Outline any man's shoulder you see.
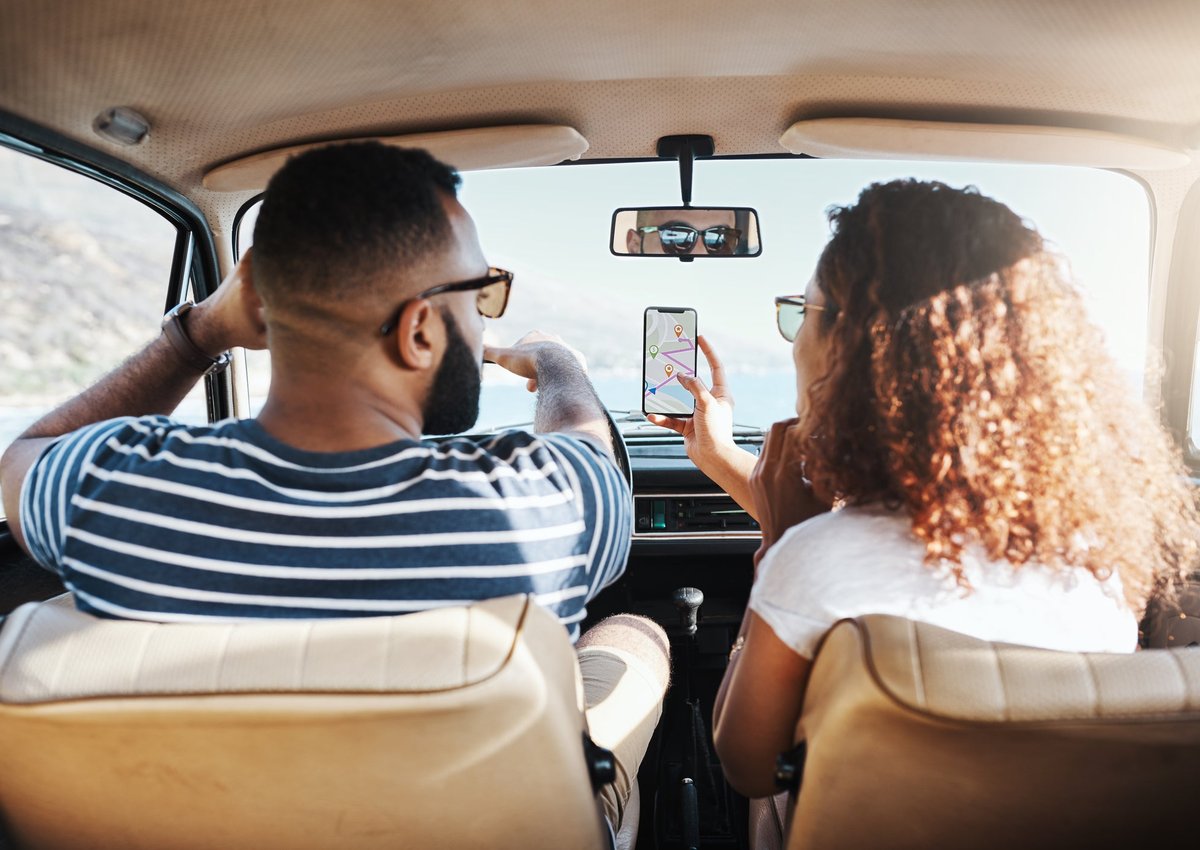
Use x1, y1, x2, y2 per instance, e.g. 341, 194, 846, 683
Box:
76, 415, 247, 455
438, 428, 614, 466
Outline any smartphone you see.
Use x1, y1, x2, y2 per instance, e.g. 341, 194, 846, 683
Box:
642, 306, 698, 417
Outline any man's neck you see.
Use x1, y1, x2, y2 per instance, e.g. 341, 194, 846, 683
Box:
255, 371, 424, 452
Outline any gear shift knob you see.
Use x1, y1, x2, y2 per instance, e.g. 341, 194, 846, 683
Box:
672, 587, 704, 637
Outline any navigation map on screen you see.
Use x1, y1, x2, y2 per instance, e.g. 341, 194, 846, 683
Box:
643, 307, 698, 416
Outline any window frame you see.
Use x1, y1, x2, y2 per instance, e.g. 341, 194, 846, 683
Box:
0, 109, 231, 422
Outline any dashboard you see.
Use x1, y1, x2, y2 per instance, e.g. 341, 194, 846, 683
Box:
627, 436, 761, 549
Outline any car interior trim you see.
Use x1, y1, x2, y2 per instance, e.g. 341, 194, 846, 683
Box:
203, 125, 591, 192
780, 117, 1194, 170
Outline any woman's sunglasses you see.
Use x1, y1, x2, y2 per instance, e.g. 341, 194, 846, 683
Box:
774, 295, 828, 341
638, 224, 742, 255
380, 267, 514, 335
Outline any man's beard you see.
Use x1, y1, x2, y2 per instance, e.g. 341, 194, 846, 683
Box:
421, 307, 482, 435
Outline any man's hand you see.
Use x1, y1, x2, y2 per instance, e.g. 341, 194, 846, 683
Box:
484, 330, 611, 456
648, 335, 760, 518
484, 331, 587, 392
187, 251, 268, 355
750, 418, 830, 569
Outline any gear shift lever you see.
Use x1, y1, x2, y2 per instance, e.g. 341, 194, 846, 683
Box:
672, 586, 704, 638
669, 586, 707, 849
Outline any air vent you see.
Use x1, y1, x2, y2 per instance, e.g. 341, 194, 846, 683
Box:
634, 493, 759, 537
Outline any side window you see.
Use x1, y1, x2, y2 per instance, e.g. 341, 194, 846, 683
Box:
0, 145, 200, 511
1189, 345, 1200, 456
235, 199, 271, 413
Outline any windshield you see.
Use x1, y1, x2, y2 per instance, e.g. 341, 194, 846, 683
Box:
236, 157, 1150, 433
459, 158, 1150, 431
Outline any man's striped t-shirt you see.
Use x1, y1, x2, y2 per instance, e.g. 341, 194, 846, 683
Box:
19, 416, 631, 641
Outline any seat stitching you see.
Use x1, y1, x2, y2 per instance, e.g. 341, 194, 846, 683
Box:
1166, 648, 1190, 711
382, 614, 393, 690
908, 619, 926, 708
130, 623, 156, 692
297, 620, 315, 689
1081, 651, 1101, 718
213, 625, 234, 691
462, 605, 471, 685
48, 627, 77, 699
995, 644, 1010, 722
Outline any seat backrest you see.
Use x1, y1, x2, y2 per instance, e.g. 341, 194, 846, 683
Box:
787, 615, 1200, 850
0, 594, 609, 850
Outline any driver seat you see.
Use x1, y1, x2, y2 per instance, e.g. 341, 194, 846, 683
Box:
0, 593, 620, 850
779, 614, 1200, 850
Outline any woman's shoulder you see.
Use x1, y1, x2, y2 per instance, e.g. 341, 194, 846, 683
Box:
768, 502, 917, 561
753, 502, 932, 606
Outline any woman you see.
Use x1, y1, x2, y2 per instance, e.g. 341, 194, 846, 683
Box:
648, 179, 1199, 800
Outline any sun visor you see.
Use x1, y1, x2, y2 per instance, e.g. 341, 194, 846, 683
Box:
203, 125, 589, 192
779, 118, 1191, 170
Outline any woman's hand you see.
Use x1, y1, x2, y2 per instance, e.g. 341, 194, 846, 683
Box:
647, 335, 734, 459
649, 335, 760, 517
750, 418, 830, 568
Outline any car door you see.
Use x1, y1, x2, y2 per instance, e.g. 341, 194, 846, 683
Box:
0, 125, 223, 614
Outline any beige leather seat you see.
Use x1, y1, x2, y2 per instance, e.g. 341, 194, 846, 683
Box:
781, 615, 1200, 850
0, 593, 618, 850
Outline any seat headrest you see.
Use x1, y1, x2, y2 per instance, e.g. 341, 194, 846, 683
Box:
844, 614, 1200, 722
0, 593, 532, 703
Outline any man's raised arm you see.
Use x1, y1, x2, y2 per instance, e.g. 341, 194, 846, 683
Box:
484, 332, 613, 457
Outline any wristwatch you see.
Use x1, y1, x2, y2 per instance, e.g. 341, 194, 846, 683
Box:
161, 301, 233, 375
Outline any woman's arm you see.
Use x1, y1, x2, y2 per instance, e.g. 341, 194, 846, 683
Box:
712, 418, 831, 797
647, 335, 759, 519
713, 611, 812, 799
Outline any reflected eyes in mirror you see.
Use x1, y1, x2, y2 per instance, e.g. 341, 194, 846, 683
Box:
612, 207, 761, 258
638, 224, 742, 255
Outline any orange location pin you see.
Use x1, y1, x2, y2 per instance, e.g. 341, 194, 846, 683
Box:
664, 364, 674, 377
674, 324, 683, 338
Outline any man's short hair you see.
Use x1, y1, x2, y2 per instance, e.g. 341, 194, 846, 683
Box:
252, 142, 462, 302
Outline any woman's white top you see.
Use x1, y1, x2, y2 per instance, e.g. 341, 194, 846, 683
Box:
749, 503, 1137, 658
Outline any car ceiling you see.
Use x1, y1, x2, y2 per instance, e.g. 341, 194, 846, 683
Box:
3, 0, 1200, 228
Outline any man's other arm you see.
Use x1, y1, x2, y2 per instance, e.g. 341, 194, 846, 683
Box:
484, 332, 613, 457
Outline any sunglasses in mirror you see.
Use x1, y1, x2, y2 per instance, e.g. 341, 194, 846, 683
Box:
380, 268, 514, 336
774, 295, 828, 342
638, 224, 742, 255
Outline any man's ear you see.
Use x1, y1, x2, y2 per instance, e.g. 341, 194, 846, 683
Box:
238, 254, 267, 335
393, 299, 440, 370
626, 229, 642, 255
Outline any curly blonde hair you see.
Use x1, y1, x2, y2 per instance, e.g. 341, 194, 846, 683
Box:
794, 180, 1197, 611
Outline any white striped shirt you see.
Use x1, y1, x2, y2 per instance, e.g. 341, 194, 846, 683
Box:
20, 416, 631, 641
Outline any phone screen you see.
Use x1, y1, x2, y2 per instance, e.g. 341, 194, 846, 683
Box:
642, 306, 698, 417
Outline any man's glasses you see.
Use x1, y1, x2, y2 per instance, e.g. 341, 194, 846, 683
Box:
380, 267, 514, 335
638, 224, 742, 255
775, 295, 828, 341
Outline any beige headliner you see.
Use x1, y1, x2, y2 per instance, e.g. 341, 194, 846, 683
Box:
3, 0, 1200, 229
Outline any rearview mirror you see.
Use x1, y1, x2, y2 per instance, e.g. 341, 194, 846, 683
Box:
610, 207, 762, 258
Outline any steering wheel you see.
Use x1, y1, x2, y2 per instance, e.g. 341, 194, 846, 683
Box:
603, 407, 633, 492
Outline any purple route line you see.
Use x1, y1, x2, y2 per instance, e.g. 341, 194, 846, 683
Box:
644, 334, 697, 396
660, 336, 696, 374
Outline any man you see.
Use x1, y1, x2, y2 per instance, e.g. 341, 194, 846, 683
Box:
626, 207, 746, 255
0, 142, 666, 831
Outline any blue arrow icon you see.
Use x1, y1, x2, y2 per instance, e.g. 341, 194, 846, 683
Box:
648, 387, 657, 394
